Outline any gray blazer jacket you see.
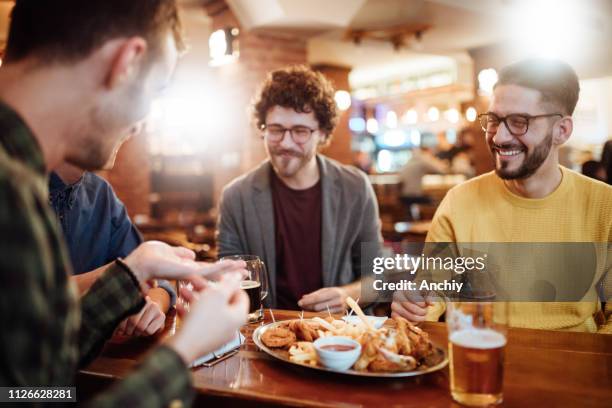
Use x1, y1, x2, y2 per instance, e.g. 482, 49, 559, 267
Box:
216, 155, 383, 307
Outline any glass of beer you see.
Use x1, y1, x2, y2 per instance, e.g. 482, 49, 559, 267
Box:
446, 301, 508, 406
221, 255, 269, 322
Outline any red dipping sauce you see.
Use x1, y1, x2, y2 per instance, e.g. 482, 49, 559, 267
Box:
320, 344, 356, 352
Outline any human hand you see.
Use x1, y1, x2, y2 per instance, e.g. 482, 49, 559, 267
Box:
390, 290, 433, 323
115, 296, 165, 337
168, 272, 249, 364
298, 287, 350, 313
122, 241, 246, 292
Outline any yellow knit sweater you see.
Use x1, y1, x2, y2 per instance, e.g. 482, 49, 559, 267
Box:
425, 166, 612, 333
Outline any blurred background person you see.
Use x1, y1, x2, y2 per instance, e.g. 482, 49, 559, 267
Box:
450, 128, 476, 178
398, 146, 448, 220
581, 160, 607, 182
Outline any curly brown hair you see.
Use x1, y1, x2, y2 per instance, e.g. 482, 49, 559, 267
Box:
252, 65, 339, 144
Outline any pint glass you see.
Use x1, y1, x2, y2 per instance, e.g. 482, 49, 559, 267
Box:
221, 255, 269, 322
447, 302, 508, 406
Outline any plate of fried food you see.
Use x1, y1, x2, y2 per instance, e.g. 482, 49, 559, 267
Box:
253, 298, 447, 377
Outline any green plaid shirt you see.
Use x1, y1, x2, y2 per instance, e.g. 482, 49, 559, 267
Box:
0, 102, 193, 407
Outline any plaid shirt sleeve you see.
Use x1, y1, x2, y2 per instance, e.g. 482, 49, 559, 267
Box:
78, 261, 146, 366
1, 102, 194, 406
78, 261, 194, 407
88, 346, 194, 408
0, 171, 81, 387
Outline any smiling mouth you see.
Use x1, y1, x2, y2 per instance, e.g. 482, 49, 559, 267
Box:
497, 149, 523, 157
493, 146, 525, 158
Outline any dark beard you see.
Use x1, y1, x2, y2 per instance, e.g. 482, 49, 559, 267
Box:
494, 131, 553, 180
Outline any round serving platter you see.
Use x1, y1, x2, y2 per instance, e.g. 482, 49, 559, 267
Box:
252, 319, 448, 378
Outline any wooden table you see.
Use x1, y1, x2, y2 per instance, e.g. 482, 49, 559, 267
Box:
78, 309, 612, 407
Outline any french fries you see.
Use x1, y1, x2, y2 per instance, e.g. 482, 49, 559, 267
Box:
289, 342, 317, 366
261, 308, 439, 373
312, 316, 336, 331
345, 297, 375, 331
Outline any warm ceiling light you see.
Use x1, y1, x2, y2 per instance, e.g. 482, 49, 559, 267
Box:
386, 110, 398, 129
478, 68, 498, 95
209, 27, 239, 67
465, 107, 477, 122
402, 109, 418, 125
366, 118, 379, 134
445, 108, 460, 124
334, 90, 352, 111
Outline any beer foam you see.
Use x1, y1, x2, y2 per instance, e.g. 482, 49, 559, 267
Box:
241, 280, 260, 289
450, 328, 506, 349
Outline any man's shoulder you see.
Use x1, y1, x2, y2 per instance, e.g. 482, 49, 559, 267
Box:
565, 166, 612, 191
83, 172, 113, 191
0, 150, 43, 199
445, 171, 498, 200
320, 155, 370, 191
0, 151, 47, 230
79, 172, 124, 205
221, 161, 269, 198
564, 166, 612, 204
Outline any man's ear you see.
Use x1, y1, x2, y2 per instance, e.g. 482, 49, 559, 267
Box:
553, 116, 573, 146
105, 37, 148, 89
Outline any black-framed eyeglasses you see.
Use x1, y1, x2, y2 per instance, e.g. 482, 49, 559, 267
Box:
261, 124, 318, 144
478, 112, 563, 136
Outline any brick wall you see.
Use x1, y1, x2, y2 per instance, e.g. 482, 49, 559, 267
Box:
98, 131, 151, 218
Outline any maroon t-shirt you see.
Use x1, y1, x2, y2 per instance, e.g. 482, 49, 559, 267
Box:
271, 169, 323, 309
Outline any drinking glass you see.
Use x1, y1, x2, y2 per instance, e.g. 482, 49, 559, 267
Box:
446, 301, 508, 406
221, 255, 269, 322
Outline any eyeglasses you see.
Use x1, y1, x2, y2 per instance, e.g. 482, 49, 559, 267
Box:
478, 112, 563, 136
261, 124, 318, 144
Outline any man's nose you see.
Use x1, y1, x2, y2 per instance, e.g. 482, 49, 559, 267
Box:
279, 129, 298, 149
491, 122, 514, 146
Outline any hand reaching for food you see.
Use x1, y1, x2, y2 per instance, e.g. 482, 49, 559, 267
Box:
297, 286, 349, 313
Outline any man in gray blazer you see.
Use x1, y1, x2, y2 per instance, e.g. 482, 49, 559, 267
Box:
217, 66, 383, 312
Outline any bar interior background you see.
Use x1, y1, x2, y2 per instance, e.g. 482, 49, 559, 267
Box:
1, 0, 611, 253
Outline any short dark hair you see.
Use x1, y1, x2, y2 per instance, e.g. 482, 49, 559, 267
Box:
581, 160, 604, 181
5, 0, 184, 63
252, 65, 339, 142
495, 58, 580, 115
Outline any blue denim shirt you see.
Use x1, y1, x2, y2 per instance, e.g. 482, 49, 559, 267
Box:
48, 171, 176, 305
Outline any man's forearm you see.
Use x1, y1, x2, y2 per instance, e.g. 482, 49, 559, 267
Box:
342, 281, 362, 303
78, 261, 145, 366
148, 287, 171, 313
72, 264, 110, 295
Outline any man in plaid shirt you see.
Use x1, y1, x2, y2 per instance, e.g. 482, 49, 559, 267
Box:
0, 1, 249, 406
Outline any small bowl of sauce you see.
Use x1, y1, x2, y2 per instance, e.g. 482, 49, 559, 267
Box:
320, 344, 356, 352
313, 336, 362, 371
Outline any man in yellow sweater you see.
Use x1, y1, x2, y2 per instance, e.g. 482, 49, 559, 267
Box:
391, 58, 612, 333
